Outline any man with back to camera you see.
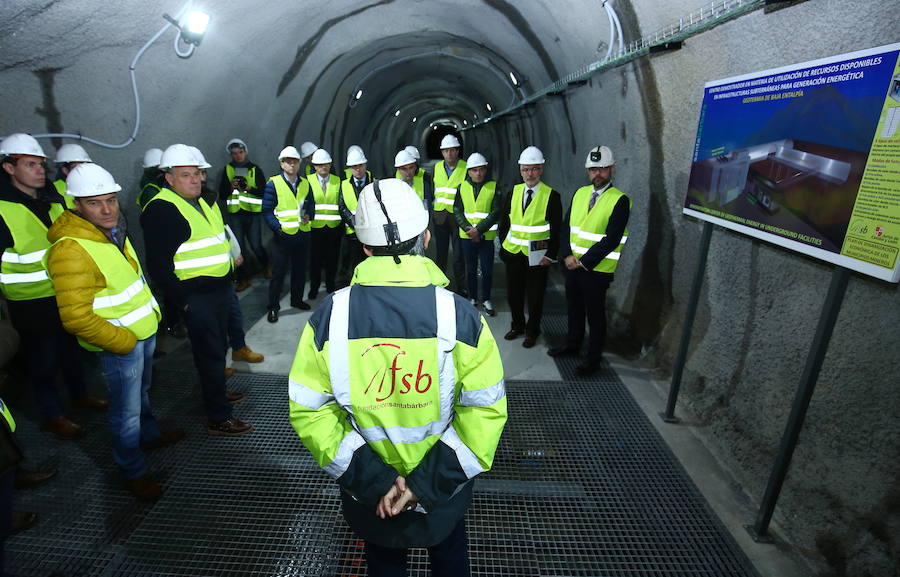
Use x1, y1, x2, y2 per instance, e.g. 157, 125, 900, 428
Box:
453, 152, 502, 317
218, 138, 269, 292
289, 178, 507, 577
498, 145, 562, 349
337, 145, 373, 289
141, 144, 253, 437
46, 163, 185, 500
305, 148, 343, 299
262, 145, 314, 323
432, 134, 468, 296
549, 146, 631, 376
0, 133, 107, 440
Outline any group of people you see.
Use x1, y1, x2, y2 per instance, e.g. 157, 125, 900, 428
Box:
0, 127, 631, 576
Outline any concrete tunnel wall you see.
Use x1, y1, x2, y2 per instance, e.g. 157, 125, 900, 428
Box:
1, 1, 899, 575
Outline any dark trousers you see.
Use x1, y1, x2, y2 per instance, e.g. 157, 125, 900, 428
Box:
230, 211, 269, 279
564, 269, 611, 361
460, 237, 494, 302
504, 251, 549, 338
337, 234, 366, 289
227, 285, 246, 351
364, 519, 470, 577
309, 226, 342, 296
268, 238, 308, 310
21, 330, 86, 420
432, 212, 466, 294
0, 472, 12, 576
181, 286, 232, 423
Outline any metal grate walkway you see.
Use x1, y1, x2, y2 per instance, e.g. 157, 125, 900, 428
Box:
7, 324, 759, 576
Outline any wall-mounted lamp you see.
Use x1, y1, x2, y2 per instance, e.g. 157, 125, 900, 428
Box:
163, 10, 210, 56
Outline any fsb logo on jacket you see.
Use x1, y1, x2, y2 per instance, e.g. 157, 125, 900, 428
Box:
362, 343, 433, 403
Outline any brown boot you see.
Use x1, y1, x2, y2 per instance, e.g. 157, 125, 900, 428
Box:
125, 473, 163, 501
14, 466, 58, 490
232, 346, 264, 363
41, 416, 85, 439
225, 367, 234, 378
235, 279, 251, 292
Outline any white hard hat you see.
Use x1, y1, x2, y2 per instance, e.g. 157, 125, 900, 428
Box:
188, 146, 212, 169
440, 134, 461, 149
160, 144, 202, 170
65, 163, 121, 197
0, 133, 46, 158
300, 141, 318, 158
142, 148, 163, 168
518, 145, 545, 165
585, 145, 615, 168
404, 145, 420, 160
394, 149, 416, 168
466, 152, 488, 169
278, 146, 302, 161
225, 138, 247, 154
346, 145, 367, 166
355, 179, 428, 247
55, 143, 92, 164
311, 148, 332, 164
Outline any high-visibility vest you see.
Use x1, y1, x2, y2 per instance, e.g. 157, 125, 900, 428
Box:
52, 180, 76, 210
569, 185, 631, 273
225, 164, 261, 213
137, 182, 161, 210
55, 236, 161, 351
340, 179, 362, 235
344, 168, 373, 181
457, 181, 498, 240
147, 189, 232, 280
307, 173, 342, 229
0, 200, 65, 300
270, 175, 312, 235
394, 168, 426, 201
0, 397, 16, 433
288, 256, 506, 479
432, 160, 467, 212
501, 182, 552, 256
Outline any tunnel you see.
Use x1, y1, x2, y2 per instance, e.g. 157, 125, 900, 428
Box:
0, 1, 898, 576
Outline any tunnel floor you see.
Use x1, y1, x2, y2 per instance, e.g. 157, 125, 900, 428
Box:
6, 274, 760, 576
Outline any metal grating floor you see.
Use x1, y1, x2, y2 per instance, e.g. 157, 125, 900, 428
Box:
7, 318, 759, 576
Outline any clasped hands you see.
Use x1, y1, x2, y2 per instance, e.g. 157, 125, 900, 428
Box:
375, 476, 419, 519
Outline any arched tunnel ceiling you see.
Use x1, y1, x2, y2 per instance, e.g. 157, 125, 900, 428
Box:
0, 0, 598, 181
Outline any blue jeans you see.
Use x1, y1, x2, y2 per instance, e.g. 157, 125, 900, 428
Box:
460, 237, 494, 302
98, 335, 160, 480
230, 211, 269, 279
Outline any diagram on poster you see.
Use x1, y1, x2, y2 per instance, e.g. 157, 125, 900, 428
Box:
683, 42, 900, 282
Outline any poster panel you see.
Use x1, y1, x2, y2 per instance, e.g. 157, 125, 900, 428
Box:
683, 43, 900, 282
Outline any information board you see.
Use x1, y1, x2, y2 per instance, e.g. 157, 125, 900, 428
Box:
683, 43, 900, 282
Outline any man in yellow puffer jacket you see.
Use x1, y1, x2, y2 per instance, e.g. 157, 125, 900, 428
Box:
46, 164, 184, 501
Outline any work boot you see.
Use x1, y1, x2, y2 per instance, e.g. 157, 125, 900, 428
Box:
207, 417, 253, 437
267, 309, 278, 323
225, 390, 246, 403
225, 367, 234, 378
482, 300, 496, 317
125, 473, 163, 501
235, 279, 251, 292
14, 466, 58, 490
232, 346, 264, 363
548, 345, 579, 358
73, 395, 109, 411
11, 511, 37, 534
140, 428, 186, 452
41, 416, 85, 439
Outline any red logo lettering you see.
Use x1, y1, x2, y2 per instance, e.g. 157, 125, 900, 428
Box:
361, 343, 432, 402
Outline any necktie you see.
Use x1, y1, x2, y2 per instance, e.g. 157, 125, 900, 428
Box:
589, 191, 599, 211
320, 177, 327, 190
523, 189, 533, 211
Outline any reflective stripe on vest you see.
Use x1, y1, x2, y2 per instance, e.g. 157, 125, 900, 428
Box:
59, 237, 161, 350
458, 181, 498, 240
0, 200, 65, 300
307, 174, 342, 228
501, 182, 552, 256
340, 179, 360, 235
225, 165, 260, 213
568, 185, 630, 273
271, 175, 311, 235
433, 160, 467, 212
0, 397, 15, 433
149, 189, 232, 280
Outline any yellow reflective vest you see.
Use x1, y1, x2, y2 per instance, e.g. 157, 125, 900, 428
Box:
270, 175, 312, 235
0, 200, 65, 300
394, 168, 427, 201
432, 160, 467, 212
457, 181, 498, 240
225, 164, 261, 213
501, 182, 552, 256
307, 173, 342, 229
147, 189, 232, 280
569, 185, 631, 273
53, 180, 76, 210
